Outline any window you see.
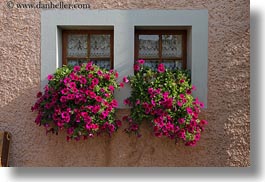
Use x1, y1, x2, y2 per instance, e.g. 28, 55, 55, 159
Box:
62, 30, 114, 70
135, 30, 187, 70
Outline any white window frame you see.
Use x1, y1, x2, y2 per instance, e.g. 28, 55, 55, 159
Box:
41, 10, 208, 108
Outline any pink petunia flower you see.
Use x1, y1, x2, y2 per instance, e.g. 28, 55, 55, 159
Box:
92, 105, 100, 114
61, 88, 68, 95
60, 96, 67, 103
177, 100, 183, 107
178, 118, 185, 124
85, 62, 93, 71
95, 96, 102, 102
69, 82, 76, 88
64, 77, 70, 84
104, 74, 111, 80
92, 78, 99, 85
47, 74, 53, 80
67, 127, 74, 135
115, 120, 122, 127
111, 100, 118, 108
137, 59, 145, 64
89, 92, 96, 99
123, 77, 129, 83
73, 66, 80, 72
134, 64, 140, 72
109, 85, 115, 92
119, 82, 124, 88
157, 64, 165, 73
186, 107, 193, 115
61, 111, 70, 119
80, 77, 87, 84
124, 98, 130, 105
36, 91, 42, 98
97, 70, 103, 76
67, 94, 75, 100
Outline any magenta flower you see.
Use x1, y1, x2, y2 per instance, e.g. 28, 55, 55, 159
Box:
92, 78, 99, 85
134, 64, 140, 72
148, 88, 154, 94
67, 127, 74, 135
85, 62, 93, 71
97, 70, 103, 76
137, 59, 145, 64
157, 64, 165, 73
111, 100, 118, 108
108, 124, 115, 132
69, 82, 76, 88
186, 107, 193, 115
64, 77, 70, 84
178, 118, 185, 124
81, 112, 88, 118
60, 96, 67, 103
101, 111, 109, 119
123, 76, 129, 83
119, 82, 124, 88
179, 94, 185, 99
36, 91, 42, 98
92, 105, 100, 114
114, 120, 121, 128
61, 88, 68, 95
91, 124, 99, 130
89, 91, 96, 99
109, 85, 115, 92
61, 111, 70, 119
67, 94, 75, 100
180, 79, 185, 83
124, 98, 130, 105
80, 77, 87, 84
47, 74, 53, 80
95, 96, 102, 102
186, 89, 191, 95
131, 124, 138, 131
73, 66, 80, 72
177, 100, 183, 107
104, 74, 110, 80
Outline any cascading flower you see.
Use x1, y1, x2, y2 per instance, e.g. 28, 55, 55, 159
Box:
122, 60, 208, 146
32, 62, 122, 141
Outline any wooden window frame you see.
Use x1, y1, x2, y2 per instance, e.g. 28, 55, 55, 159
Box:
62, 30, 114, 69
135, 30, 187, 69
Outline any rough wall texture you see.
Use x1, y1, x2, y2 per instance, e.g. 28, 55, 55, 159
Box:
0, 0, 250, 166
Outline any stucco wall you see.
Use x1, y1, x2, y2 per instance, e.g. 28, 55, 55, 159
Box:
0, 0, 250, 167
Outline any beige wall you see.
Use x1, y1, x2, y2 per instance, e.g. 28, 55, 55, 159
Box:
0, 0, 250, 166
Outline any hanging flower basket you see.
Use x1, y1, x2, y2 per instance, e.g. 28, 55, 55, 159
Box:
32, 62, 122, 141
122, 60, 208, 146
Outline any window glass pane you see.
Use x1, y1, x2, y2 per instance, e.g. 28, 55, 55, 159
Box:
144, 60, 159, 70
139, 35, 159, 58
162, 35, 182, 58
68, 59, 87, 66
90, 35, 111, 58
91, 59, 111, 70
67, 35, 88, 57
163, 60, 182, 70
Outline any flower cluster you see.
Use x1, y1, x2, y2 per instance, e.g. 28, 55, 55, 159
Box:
122, 60, 208, 146
32, 62, 122, 141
